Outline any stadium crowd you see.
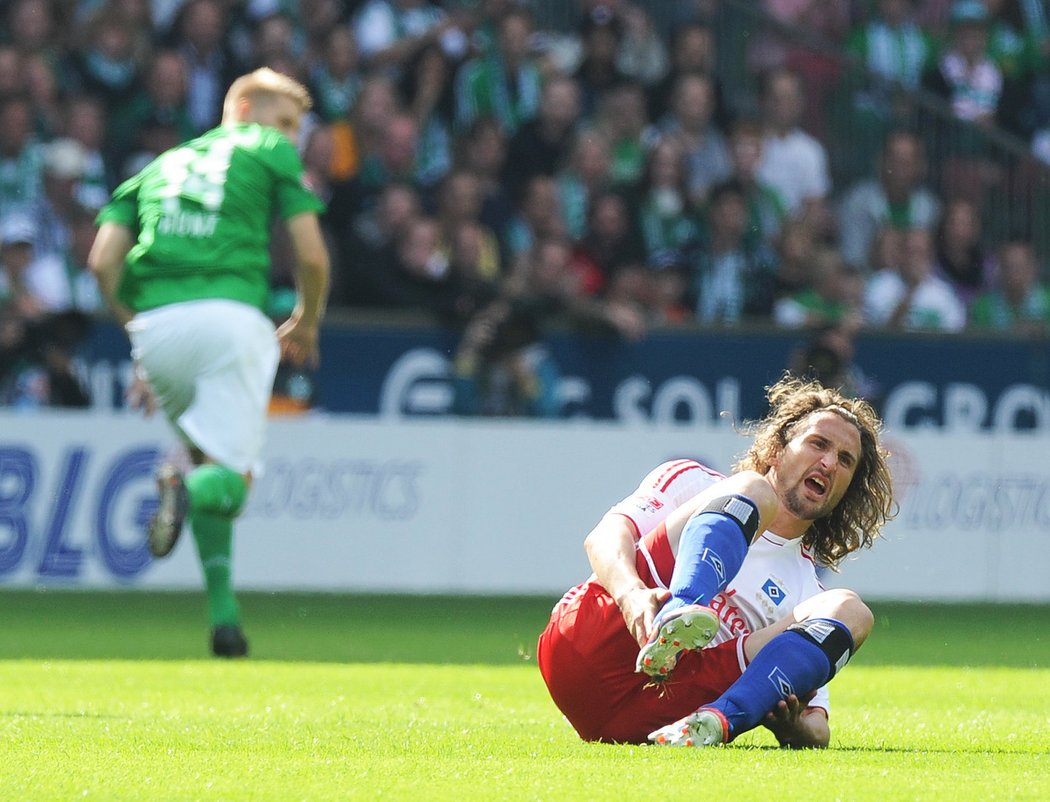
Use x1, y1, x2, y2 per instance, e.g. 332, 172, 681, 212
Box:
2, 0, 1050, 412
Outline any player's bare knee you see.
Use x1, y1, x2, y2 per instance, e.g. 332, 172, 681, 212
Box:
798, 588, 873, 646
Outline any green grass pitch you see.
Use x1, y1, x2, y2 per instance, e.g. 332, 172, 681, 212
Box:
1, 591, 1047, 801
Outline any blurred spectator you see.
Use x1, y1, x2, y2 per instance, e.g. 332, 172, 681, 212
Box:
435, 169, 502, 283
726, 117, 789, 250
310, 26, 361, 122
399, 43, 458, 189
172, 0, 240, 133
0, 213, 47, 316
774, 246, 866, 330
757, 67, 832, 229
922, 0, 1007, 204
502, 75, 581, 201
364, 214, 476, 318
336, 111, 422, 222
934, 196, 991, 303
66, 5, 150, 114
593, 80, 652, 186
845, 0, 933, 133
837, 129, 942, 270
864, 226, 966, 331
0, 46, 24, 100
23, 50, 63, 137
646, 20, 726, 126
62, 96, 111, 209
635, 137, 702, 270
6, 0, 59, 59
455, 7, 541, 135
657, 72, 731, 205
335, 181, 421, 307
354, 0, 456, 75
969, 238, 1050, 334
31, 138, 93, 260
772, 216, 818, 301
0, 95, 44, 215
556, 128, 612, 240
787, 322, 881, 405
505, 174, 566, 261
692, 178, 778, 324
568, 188, 644, 295
456, 115, 514, 237
615, 3, 670, 87
749, 0, 851, 138
572, 4, 630, 118
110, 49, 196, 175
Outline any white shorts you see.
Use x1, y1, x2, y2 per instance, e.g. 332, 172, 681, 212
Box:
127, 299, 280, 473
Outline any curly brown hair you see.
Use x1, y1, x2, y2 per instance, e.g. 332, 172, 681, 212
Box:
733, 375, 896, 568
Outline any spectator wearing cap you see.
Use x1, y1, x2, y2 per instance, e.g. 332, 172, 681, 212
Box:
30, 138, 90, 260
0, 212, 76, 315
454, 7, 541, 135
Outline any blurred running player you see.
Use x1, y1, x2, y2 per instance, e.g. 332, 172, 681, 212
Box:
88, 68, 330, 657
537, 376, 895, 747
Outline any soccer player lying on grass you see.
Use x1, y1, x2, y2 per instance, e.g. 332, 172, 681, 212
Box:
537, 376, 895, 747
88, 68, 330, 658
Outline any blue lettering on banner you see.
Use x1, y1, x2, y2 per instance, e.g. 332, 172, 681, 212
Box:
38, 447, 88, 578
96, 448, 160, 579
0, 447, 34, 576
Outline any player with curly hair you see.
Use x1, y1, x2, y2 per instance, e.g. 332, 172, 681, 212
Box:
537, 375, 895, 747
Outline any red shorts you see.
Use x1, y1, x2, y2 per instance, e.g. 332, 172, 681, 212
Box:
536, 581, 745, 743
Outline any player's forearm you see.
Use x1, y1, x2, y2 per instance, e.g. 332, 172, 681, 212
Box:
584, 515, 645, 602
286, 213, 331, 325
87, 223, 136, 327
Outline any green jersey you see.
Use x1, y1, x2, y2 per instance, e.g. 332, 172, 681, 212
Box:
97, 123, 324, 313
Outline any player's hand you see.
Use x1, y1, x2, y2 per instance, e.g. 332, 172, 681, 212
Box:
618, 586, 672, 646
126, 367, 157, 417
762, 691, 827, 748
276, 315, 320, 368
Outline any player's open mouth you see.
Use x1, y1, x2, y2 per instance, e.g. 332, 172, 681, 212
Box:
805, 475, 828, 496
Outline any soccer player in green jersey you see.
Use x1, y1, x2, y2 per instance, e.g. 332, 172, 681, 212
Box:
88, 68, 330, 657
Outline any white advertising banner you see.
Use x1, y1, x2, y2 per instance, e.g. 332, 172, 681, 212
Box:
1, 411, 1047, 600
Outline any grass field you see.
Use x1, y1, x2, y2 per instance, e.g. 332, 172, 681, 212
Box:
1, 591, 1048, 801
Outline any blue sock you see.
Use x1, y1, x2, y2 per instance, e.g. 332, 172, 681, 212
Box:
659, 496, 756, 621
706, 618, 853, 739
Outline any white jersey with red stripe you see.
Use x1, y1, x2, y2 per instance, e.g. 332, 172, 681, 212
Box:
608, 459, 831, 712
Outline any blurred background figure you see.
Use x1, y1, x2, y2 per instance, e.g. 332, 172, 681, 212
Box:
969, 239, 1050, 336
865, 226, 967, 332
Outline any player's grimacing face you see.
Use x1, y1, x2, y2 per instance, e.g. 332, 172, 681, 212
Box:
770, 410, 861, 521
248, 94, 303, 144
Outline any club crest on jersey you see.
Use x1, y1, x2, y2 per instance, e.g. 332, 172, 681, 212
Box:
761, 578, 786, 606
701, 548, 726, 582
768, 666, 794, 699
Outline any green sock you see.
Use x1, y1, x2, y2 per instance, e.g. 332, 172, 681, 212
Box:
190, 510, 240, 627
185, 465, 249, 628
